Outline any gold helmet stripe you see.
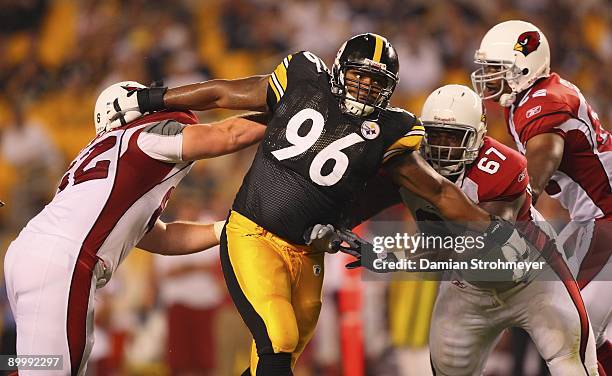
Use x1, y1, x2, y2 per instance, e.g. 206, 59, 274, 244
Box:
373, 34, 384, 63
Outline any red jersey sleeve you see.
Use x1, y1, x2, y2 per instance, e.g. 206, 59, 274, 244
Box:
511, 74, 582, 144
468, 137, 529, 202
514, 100, 573, 143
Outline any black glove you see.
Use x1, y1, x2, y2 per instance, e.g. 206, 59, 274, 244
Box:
482, 215, 516, 248
335, 229, 398, 273
304, 224, 342, 253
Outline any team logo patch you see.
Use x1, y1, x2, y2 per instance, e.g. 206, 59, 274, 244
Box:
526, 105, 542, 118
363, 58, 387, 70
361, 121, 380, 139
313, 265, 322, 277
513, 31, 541, 57
121, 85, 140, 97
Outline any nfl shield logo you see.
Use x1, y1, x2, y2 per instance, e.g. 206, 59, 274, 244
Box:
361, 121, 380, 140
313, 265, 322, 276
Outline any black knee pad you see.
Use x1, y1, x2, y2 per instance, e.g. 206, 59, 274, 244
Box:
256, 352, 293, 375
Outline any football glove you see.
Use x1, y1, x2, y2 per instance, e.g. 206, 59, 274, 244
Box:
304, 224, 341, 253
482, 215, 545, 283
499, 230, 530, 282
107, 85, 168, 129
334, 229, 398, 273
482, 215, 517, 249
94, 258, 112, 289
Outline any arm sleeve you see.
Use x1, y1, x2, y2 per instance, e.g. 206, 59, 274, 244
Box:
136, 120, 187, 163
517, 102, 573, 143
266, 54, 293, 111
266, 51, 330, 112
383, 117, 425, 163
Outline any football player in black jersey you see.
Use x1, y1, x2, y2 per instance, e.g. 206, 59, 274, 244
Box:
108, 33, 519, 376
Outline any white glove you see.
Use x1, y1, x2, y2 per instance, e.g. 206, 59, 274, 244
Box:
107, 86, 168, 130
500, 230, 530, 282
94, 258, 112, 289
107, 87, 142, 129
304, 224, 340, 253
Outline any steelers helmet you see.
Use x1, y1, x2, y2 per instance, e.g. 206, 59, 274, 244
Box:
332, 33, 399, 116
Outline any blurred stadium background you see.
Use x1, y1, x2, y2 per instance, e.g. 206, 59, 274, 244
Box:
0, 0, 610, 375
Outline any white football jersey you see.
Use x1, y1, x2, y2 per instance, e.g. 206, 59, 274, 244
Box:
23, 111, 199, 276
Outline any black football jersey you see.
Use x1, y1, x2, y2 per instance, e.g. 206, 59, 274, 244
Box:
232, 51, 424, 244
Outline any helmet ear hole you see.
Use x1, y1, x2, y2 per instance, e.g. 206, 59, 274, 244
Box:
522, 68, 529, 75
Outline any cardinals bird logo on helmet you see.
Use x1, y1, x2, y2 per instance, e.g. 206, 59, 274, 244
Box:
513, 31, 541, 57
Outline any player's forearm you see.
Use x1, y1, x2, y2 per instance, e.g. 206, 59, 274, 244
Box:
527, 163, 556, 203
143, 222, 219, 256
478, 196, 524, 223
164, 76, 269, 112
388, 152, 492, 231
181, 117, 266, 160
223, 116, 268, 150
163, 80, 226, 111
524, 133, 564, 202
434, 180, 491, 231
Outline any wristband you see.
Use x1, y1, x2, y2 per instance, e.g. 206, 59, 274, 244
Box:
213, 220, 226, 241
484, 215, 514, 247
138, 87, 168, 113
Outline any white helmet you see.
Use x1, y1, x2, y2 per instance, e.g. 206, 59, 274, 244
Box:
94, 81, 145, 134
420, 84, 486, 177
471, 20, 550, 107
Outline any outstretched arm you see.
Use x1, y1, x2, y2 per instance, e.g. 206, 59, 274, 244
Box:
479, 196, 525, 223
164, 76, 270, 112
108, 76, 270, 128
181, 112, 270, 161
137, 219, 224, 256
386, 152, 492, 231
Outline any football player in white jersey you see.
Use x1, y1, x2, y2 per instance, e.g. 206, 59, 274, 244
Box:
471, 20, 612, 373
401, 85, 598, 375
3, 81, 266, 376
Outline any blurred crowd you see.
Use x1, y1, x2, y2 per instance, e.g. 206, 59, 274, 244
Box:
0, 0, 610, 375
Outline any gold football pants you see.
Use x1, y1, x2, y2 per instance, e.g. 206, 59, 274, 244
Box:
220, 210, 325, 374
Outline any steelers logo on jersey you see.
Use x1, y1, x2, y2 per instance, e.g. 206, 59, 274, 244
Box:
361, 121, 380, 140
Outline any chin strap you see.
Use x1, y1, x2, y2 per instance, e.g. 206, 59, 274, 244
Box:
344, 93, 375, 116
